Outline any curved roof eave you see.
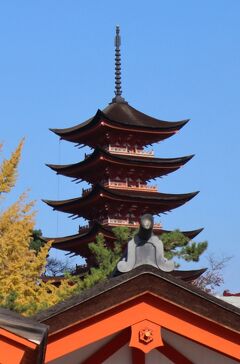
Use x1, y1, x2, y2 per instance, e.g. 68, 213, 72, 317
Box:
49, 103, 190, 137
46, 148, 194, 174
43, 184, 199, 209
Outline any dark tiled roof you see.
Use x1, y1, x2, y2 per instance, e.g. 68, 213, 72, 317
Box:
43, 185, 198, 219
102, 103, 189, 129
47, 147, 194, 180
50, 102, 189, 137
43, 184, 198, 209
0, 307, 48, 364
34, 265, 240, 334
47, 223, 203, 258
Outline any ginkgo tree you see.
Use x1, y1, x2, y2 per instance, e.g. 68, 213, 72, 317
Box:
0, 140, 79, 316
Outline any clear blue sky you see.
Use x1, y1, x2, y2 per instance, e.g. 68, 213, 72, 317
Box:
1, 1, 240, 292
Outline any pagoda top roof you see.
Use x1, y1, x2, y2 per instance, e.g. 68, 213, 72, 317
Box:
50, 102, 189, 141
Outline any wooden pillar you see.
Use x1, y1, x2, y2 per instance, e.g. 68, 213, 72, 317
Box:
131, 348, 145, 364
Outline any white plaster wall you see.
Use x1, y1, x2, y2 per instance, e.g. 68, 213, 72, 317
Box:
103, 347, 175, 364
146, 349, 173, 364
162, 328, 240, 364
49, 333, 116, 364
103, 344, 131, 364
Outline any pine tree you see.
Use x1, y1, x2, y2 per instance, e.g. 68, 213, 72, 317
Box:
0, 141, 79, 316
160, 230, 207, 265
76, 226, 208, 290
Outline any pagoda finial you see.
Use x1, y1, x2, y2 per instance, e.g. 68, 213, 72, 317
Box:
111, 25, 126, 104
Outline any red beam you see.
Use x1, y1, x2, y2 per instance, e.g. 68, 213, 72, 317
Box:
157, 341, 193, 364
81, 328, 130, 364
131, 348, 145, 364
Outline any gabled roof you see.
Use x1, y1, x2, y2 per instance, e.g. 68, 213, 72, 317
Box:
47, 147, 194, 182
43, 184, 198, 220
35, 265, 240, 329
50, 103, 189, 145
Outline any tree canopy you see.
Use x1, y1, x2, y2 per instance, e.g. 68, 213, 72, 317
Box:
0, 141, 78, 315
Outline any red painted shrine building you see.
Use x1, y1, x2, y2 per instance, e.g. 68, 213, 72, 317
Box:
1, 27, 240, 364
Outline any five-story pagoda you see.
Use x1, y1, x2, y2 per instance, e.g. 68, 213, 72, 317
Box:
44, 26, 202, 271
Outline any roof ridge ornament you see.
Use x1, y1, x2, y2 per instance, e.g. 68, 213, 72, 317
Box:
111, 25, 127, 104
114, 214, 175, 275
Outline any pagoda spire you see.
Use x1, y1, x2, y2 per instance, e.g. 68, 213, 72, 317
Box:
112, 25, 126, 104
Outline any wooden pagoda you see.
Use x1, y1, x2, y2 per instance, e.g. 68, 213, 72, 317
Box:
44, 26, 202, 271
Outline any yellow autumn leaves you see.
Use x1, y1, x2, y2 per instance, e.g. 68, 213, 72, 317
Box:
0, 140, 78, 316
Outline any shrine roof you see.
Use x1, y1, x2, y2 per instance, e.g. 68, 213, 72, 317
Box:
0, 307, 48, 364
50, 102, 189, 137
34, 265, 240, 334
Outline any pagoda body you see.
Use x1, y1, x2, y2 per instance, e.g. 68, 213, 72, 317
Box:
44, 27, 202, 271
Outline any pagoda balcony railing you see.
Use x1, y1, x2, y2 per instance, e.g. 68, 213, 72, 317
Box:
78, 224, 90, 232
107, 145, 154, 158
82, 183, 157, 195
103, 180, 157, 192
101, 218, 162, 230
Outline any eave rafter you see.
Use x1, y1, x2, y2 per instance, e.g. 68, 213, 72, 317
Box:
47, 147, 194, 182
43, 185, 199, 220
48, 224, 204, 262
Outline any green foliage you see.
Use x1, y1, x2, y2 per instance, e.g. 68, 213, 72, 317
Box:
112, 226, 131, 245
79, 233, 123, 289
160, 229, 208, 263
29, 229, 45, 254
